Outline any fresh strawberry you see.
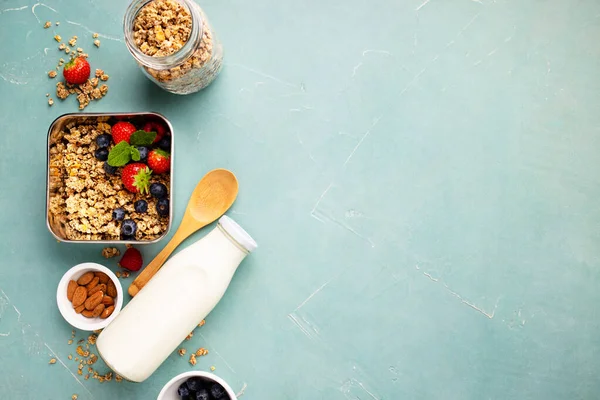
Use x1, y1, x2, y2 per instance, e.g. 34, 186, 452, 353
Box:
121, 163, 152, 194
147, 149, 170, 174
142, 121, 167, 143
118, 248, 143, 271
111, 121, 137, 144
63, 56, 90, 85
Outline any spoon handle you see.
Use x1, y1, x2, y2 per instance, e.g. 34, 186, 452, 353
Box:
128, 225, 200, 297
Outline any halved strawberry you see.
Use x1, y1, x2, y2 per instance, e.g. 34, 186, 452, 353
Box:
121, 163, 152, 194
147, 149, 170, 174
111, 121, 137, 144
142, 121, 167, 143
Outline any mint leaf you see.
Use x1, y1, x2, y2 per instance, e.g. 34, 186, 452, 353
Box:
129, 130, 156, 146
108, 141, 132, 166
131, 147, 141, 162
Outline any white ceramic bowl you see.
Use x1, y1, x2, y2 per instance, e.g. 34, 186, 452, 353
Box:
157, 371, 237, 400
57, 262, 123, 331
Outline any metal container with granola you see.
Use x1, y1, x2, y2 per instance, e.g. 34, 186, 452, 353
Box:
46, 113, 174, 244
123, 0, 223, 95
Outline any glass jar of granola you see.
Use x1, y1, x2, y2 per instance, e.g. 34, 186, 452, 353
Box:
123, 0, 223, 95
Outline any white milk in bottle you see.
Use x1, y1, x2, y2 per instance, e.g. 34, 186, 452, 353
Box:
96, 215, 257, 382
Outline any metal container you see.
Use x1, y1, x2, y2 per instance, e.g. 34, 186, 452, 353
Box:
46, 112, 174, 244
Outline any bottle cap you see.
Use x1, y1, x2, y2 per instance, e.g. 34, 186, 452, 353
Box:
219, 215, 258, 253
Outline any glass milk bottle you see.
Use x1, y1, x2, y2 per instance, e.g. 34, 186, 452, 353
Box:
96, 216, 257, 382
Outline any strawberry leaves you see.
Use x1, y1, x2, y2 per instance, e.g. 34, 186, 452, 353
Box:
107, 131, 157, 166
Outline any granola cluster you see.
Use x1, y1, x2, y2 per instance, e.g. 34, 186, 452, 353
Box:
56, 69, 109, 110
48, 119, 169, 241
130, 0, 222, 93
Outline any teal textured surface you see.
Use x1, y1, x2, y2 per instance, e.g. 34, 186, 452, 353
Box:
1, 0, 600, 399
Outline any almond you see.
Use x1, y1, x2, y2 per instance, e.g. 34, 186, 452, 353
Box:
100, 305, 115, 319
74, 304, 85, 314
91, 303, 105, 318
88, 283, 106, 297
67, 280, 78, 301
101, 295, 114, 306
107, 280, 117, 297
82, 309, 94, 318
72, 286, 88, 307
77, 271, 94, 286
85, 277, 99, 290
84, 291, 103, 310
95, 272, 109, 284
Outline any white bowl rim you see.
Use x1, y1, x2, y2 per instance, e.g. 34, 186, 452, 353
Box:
56, 262, 124, 331
157, 370, 237, 400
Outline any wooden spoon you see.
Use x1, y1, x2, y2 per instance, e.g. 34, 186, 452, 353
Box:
128, 169, 239, 297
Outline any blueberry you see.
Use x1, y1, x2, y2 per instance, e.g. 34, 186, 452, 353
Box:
121, 219, 137, 237
134, 200, 148, 213
96, 134, 111, 148
95, 148, 109, 161
156, 198, 169, 217
103, 162, 117, 175
136, 146, 149, 162
177, 382, 190, 397
150, 183, 168, 199
210, 383, 226, 399
195, 389, 209, 400
158, 135, 171, 151
112, 208, 126, 221
186, 377, 204, 392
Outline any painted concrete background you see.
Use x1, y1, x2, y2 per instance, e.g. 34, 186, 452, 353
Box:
1, 0, 600, 398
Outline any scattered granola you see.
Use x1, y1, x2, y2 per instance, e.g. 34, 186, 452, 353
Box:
59, 43, 66, 50
48, 70, 57, 78
198, 319, 205, 327
189, 354, 197, 366
56, 21, 60, 26
178, 348, 187, 356
93, 33, 99, 39
195, 348, 208, 357
186, 331, 193, 340
54, 35, 62, 42
72, 395, 78, 400
68, 339, 73, 345
100, 74, 109, 81
49, 358, 57, 364
68, 36, 78, 47
88, 334, 98, 345
68, 354, 73, 360
115, 375, 123, 382
102, 247, 120, 258
44, 21, 52, 29
210, 366, 215, 371
48, 98, 54, 106
94, 39, 101, 48
77, 47, 84, 53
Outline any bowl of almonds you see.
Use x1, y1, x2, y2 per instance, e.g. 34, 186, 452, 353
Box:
57, 262, 123, 331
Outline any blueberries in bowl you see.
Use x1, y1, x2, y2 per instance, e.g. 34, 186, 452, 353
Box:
150, 183, 168, 199
177, 377, 229, 400
156, 198, 169, 217
112, 208, 126, 221
134, 200, 148, 213
136, 146, 149, 162
158, 135, 171, 151
121, 219, 137, 237
96, 134, 111, 148
103, 162, 118, 175
95, 148, 109, 161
